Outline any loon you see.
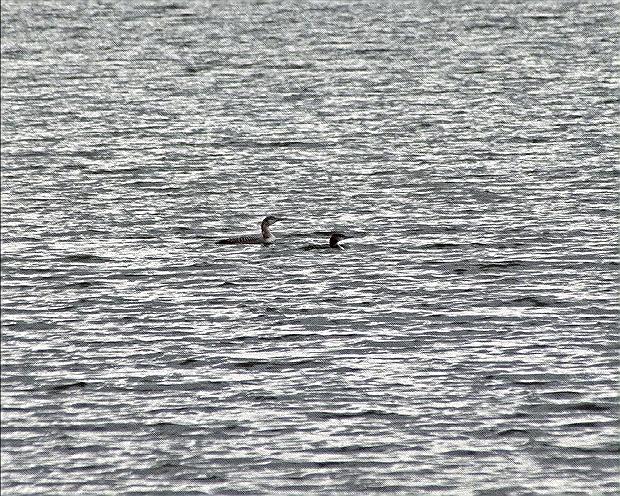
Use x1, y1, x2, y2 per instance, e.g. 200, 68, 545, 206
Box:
303, 233, 348, 251
217, 216, 283, 245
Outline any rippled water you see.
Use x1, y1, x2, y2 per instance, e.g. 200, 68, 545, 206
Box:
2, 0, 619, 494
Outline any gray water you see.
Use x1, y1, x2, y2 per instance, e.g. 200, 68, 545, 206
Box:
1, 1, 619, 494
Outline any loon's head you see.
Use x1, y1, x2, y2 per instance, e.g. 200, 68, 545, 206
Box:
329, 232, 347, 247
262, 216, 282, 226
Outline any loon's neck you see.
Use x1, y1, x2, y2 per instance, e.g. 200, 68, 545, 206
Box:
261, 222, 272, 240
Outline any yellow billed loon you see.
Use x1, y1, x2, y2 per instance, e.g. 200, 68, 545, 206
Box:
303, 233, 348, 251
217, 216, 283, 245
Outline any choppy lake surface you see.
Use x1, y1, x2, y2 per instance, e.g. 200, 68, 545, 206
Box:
1, 0, 619, 494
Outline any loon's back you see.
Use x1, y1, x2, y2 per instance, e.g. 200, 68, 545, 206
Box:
303, 243, 341, 251
217, 234, 273, 245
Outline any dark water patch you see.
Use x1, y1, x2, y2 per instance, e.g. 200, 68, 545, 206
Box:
470, 241, 525, 248
525, 14, 564, 21
442, 449, 489, 458
130, 381, 227, 394
311, 444, 393, 454
184, 256, 216, 268
138, 2, 186, 12
369, 170, 395, 176
272, 333, 313, 341
129, 462, 187, 476
0, 235, 41, 243
309, 409, 411, 421
520, 343, 551, 350
230, 333, 310, 343
478, 260, 524, 270
177, 358, 201, 367
2, 266, 55, 276
352, 47, 397, 55
230, 359, 319, 371
525, 402, 614, 414
247, 394, 281, 401
416, 485, 460, 492
354, 484, 422, 494
541, 390, 583, 399
63, 149, 106, 160
465, 22, 505, 30
124, 233, 159, 240
129, 489, 223, 496
49, 381, 88, 392
90, 167, 142, 175
183, 65, 211, 74
65, 281, 93, 288
602, 482, 620, 493
217, 489, 268, 496
507, 411, 532, 420
253, 140, 322, 148
194, 474, 228, 483
565, 402, 615, 413
54, 443, 109, 454
148, 422, 195, 433
474, 487, 530, 496
213, 423, 249, 433
128, 180, 169, 188
420, 242, 461, 249
549, 443, 620, 456
271, 63, 315, 70
209, 425, 253, 441
310, 460, 353, 468
145, 406, 196, 416
497, 428, 531, 437
64, 254, 110, 263
510, 296, 553, 307
217, 139, 329, 150
509, 135, 551, 144
562, 421, 616, 429
108, 272, 146, 280
512, 379, 549, 386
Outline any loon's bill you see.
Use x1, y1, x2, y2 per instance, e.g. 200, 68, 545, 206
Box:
303, 233, 348, 251
217, 216, 283, 245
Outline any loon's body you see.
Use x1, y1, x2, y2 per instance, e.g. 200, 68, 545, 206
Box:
303, 233, 348, 251
217, 216, 282, 245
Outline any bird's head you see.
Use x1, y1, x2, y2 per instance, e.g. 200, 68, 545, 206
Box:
330, 232, 348, 246
262, 216, 283, 226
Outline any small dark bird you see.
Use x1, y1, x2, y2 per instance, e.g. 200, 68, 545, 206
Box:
217, 216, 283, 245
303, 233, 348, 251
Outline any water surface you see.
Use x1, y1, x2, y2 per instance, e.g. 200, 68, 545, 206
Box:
1, 0, 619, 494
